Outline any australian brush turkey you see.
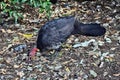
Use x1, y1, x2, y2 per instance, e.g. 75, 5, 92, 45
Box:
29, 16, 106, 57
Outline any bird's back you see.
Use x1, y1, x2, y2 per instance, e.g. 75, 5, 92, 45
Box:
37, 16, 75, 51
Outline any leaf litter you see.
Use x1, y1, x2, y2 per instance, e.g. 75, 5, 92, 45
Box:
0, 0, 120, 80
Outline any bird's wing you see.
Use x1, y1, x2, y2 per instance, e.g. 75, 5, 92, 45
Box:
37, 16, 75, 50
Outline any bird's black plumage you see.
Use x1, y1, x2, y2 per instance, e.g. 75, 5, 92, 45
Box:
37, 16, 106, 52
73, 21, 106, 36
37, 16, 75, 52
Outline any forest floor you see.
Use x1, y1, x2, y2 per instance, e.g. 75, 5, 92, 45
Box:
0, 0, 120, 80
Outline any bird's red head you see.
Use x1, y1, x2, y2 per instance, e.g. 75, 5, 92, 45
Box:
29, 47, 39, 58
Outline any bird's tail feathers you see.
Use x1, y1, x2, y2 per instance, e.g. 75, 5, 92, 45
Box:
73, 20, 106, 36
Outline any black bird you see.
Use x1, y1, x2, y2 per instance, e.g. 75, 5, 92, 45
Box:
37, 16, 105, 51
29, 16, 106, 57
